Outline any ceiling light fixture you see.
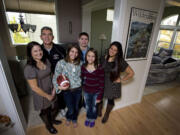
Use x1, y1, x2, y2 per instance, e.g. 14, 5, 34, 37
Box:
8, 0, 36, 33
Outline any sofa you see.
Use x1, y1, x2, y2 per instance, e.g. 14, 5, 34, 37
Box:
146, 48, 180, 85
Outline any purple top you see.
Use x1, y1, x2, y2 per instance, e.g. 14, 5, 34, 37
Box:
81, 65, 104, 100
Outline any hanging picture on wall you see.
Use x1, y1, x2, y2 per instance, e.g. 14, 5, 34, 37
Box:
125, 7, 157, 60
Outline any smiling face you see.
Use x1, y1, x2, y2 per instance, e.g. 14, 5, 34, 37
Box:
40, 29, 54, 45
78, 35, 89, 49
109, 45, 118, 57
69, 47, 79, 62
86, 51, 95, 65
31, 45, 43, 61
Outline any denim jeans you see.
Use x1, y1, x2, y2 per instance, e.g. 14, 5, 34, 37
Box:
84, 91, 98, 121
63, 88, 82, 123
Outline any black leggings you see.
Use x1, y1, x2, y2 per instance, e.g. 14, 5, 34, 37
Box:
107, 99, 114, 106
40, 100, 59, 122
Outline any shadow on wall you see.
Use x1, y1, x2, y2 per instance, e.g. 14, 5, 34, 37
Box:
15, 45, 27, 60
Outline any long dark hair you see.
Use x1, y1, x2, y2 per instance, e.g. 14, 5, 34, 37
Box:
84, 48, 98, 69
106, 41, 123, 82
26, 41, 46, 68
65, 44, 82, 65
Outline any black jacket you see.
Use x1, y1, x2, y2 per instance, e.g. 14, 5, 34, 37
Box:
42, 43, 66, 73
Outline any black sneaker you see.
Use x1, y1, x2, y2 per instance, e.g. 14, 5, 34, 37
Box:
46, 126, 58, 134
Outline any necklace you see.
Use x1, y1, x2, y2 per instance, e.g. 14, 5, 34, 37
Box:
72, 67, 76, 72
70, 63, 76, 72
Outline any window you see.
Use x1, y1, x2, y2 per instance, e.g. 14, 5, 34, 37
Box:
6, 12, 57, 45
161, 15, 178, 26
172, 31, 180, 58
106, 9, 114, 21
156, 14, 180, 59
156, 30, 173, 51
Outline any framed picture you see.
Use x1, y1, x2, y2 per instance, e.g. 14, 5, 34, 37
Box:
124, 7, 157, 61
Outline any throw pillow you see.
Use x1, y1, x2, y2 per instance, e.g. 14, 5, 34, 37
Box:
152, 56, 162, 64
158, 48, 173, 56
159, 50, 168, 58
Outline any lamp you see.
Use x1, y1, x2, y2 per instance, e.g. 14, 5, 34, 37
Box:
99, 33, 107, 57
8, 0, 36, 33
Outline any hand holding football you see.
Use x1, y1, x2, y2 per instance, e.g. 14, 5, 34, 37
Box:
57, 74, 70, 87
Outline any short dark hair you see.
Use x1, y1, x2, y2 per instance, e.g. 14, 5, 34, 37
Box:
65, 44, 82, 65
26, 41, 46, 68
78, 32, 89, 40
84, 48, 98, 69
41, 26, 53, 34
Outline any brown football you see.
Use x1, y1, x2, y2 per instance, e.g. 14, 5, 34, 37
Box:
57, 74, 70, 87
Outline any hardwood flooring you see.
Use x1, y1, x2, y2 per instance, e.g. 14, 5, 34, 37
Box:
27, 85, 180, 135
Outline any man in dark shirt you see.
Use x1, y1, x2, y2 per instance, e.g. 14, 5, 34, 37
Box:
40, 26, 66, 121
40, 27, 66, 73
78, 32, 89, 62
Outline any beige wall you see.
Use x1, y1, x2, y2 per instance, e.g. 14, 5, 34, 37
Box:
111, 0, 164, 109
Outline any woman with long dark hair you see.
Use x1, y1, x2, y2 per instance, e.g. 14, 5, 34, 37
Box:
24, 41, 61, 134
100, 41, 134, 123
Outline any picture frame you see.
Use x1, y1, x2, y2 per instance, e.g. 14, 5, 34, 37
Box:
124, 7, 157, 61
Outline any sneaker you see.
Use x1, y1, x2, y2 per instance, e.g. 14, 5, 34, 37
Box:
60, 109, 66, 117
89, 121, 95, 128
46, 126, 58, 134
84, 120, 90, 127
58, 111, 62, 119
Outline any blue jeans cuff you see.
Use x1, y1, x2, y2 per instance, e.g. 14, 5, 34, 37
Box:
72, 120, 77, 123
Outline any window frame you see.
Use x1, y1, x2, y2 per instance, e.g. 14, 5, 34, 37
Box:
156, 14, 180, 59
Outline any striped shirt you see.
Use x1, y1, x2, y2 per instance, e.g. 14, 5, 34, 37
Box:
81, 65, 104, 100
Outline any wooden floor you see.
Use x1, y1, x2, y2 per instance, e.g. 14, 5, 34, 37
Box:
27, 85, 180, 135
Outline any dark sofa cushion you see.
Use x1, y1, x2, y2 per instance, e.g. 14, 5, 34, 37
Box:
150, 63, 164, 69
162, 57, 176, 64
164, 61, 178, 68
152, 56, 162, 64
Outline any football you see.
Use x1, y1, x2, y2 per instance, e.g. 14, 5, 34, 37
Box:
57, 74, 70, 87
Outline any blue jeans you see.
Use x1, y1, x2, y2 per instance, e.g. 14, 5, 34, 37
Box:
84, 91, 98, 121
63, 88, 82, 123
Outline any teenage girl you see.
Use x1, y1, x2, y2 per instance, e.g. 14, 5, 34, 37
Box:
53, 44, 83, 128
81, 48, 104, 127
101, 41, 134, 123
